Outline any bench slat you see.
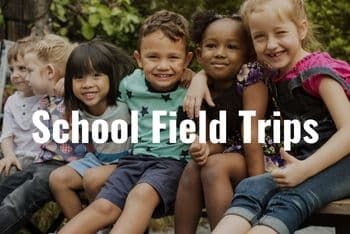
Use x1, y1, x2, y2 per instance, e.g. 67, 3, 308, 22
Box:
318, 198, 350, 215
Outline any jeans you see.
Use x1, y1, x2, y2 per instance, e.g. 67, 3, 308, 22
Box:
0, 156, 35, 184
0, 160, 64, 234
225, 154, 350, 234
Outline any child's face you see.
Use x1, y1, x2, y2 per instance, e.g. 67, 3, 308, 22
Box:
197, 18, 248, 81
134, 30, 192, 92
248, 3, 307, 74
72, 72, 110, 116
23, 52, 52, 95
9, 56, 33, 95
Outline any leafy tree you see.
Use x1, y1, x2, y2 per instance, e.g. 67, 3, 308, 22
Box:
307, 0, 350, 60
50, 0, 142, 52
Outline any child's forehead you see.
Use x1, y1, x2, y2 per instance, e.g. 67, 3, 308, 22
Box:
9, 55, 25, 65
140, 30, 187, 53
23, 52, 46, 66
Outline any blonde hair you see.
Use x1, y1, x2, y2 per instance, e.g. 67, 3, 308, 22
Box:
240, 0, 322, 52
7, 35, 41, 63
25, 34, 75, 78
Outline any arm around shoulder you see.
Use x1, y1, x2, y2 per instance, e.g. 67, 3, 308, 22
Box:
242, 80, 268, 176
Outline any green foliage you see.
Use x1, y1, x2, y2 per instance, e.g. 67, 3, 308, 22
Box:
48, 0, 350, 61
0, 7, 3, 27
306, 0, 350, 60
50, 0, 142, 52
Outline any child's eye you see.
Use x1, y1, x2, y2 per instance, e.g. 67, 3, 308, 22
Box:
94, 73, 102, 77
147, 55, 158, 59
169, 56, 180, 60
8, 67, 14, 73
227, 44, 238, 50
19, 66, 27, 72
74, 75, 84, 80
253, 34, 264, 40
205, 43, 216, 48
276, 31, 288, 36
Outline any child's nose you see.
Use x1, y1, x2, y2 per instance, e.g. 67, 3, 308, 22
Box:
157, 59, 170, 70
24, 73, 31, 82
215, 45, 226, 58
266, 36, 278, 50
82, 76, 94, 88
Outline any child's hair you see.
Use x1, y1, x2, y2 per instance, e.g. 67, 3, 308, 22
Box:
64, 40, 136, 114
24, 34, 75, 78
240, 0, 322, 52
191, 10, 254, 61
7, 35, 41, 63
137, 10, 190, 51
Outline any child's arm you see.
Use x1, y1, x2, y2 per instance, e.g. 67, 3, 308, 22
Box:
272, 77, 350, 187
0, 137, 22, 175
242, 80, 268, 176
179, 68, 195, 88
183, 70, 214, 119
189, 136, 224, 166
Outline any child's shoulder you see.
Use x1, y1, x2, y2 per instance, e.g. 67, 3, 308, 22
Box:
122, 69, 144, 83
286, 52, 350, 79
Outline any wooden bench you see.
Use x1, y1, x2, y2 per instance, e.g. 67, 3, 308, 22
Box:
302, 198, 350, 234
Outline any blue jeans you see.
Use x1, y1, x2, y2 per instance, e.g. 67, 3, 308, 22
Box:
0, 160, 64, 234
225, 154, 350, 234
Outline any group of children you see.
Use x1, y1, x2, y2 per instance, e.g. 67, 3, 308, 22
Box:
0, 0, 350, 234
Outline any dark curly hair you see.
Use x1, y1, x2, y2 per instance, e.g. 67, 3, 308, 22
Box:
137, 10, 190, 50
191, 10, 254, 59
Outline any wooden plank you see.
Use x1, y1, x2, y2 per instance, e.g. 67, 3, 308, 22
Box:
317, 198, 350, 215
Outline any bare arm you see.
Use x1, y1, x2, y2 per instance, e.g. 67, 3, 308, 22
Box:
272, 77, 350, 187
242, 81, 268, 176
183, 70, 214, 119
302, 77, 350, 176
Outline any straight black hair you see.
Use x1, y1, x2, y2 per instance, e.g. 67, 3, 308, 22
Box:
64, 40, 136, 116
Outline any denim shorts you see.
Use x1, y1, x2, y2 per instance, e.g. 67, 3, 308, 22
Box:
225, 154, 350, 234
68, 153, 107, 176
97, 155, 187, 218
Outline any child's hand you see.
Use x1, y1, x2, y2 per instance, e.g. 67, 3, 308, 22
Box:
54, 77, 65, 97
183, 70, 215, 119
180, 68, 194, 88
0, 156, 22, 176
271, 149, 306, 188
189, 136, 210, 166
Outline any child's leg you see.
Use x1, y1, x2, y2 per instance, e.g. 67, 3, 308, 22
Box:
0, 161, 63, 234
252, 154, 350, 234
201, 153, 247, 229
175, 161, 203, 234
212, 215, 252, 234
58, 198, 122, 234
83, 164, 117, 202
49, 166, 83, 219
247, 225, 277, 234
110, 182, 160, 234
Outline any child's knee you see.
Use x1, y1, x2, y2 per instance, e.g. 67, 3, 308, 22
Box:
179, 161, 201, 187
91, 198, 119, 215
200, 156, 223, 184
128, 183, 159, 205
49, 166, 71, 188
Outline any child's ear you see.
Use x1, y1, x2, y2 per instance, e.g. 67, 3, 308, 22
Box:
184, 52, 193, 68
133, 50, 143, 68
298, 19, 308, 41
46, 64, 56, 80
